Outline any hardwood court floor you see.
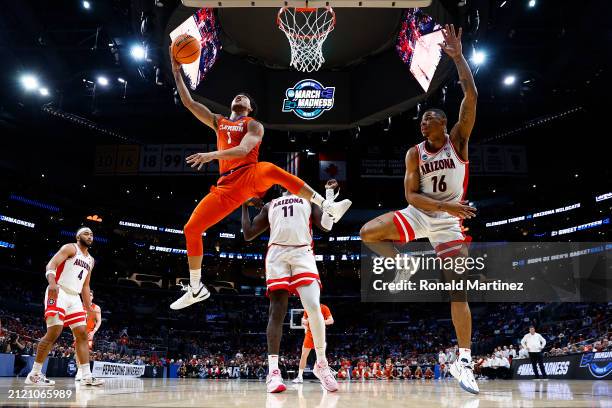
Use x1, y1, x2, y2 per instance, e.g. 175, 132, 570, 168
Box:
0, 377, 609, 407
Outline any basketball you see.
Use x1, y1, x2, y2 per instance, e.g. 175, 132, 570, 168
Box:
172, 34, 201, 64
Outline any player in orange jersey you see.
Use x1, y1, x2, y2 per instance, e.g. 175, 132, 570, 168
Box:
74, 290, 101, 381
169, 50, 352, 311
292, 304, 334, 384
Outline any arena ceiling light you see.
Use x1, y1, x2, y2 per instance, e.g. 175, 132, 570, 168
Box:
82, 0, 91, 9
471, 50, 486, 65
20, 74, 39, 91
528, 0, 536, 7
39, 87, 50, 96
130, 44, 146, 61
503, 75, 516, 86
97, 76, 109, 86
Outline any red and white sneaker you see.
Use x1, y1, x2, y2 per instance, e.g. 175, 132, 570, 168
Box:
266, 369, 286, 393
24, 372, 55, 386
313, 360, 339, 392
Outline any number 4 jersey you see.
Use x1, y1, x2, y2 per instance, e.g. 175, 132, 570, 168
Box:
268, 194, 313, 246
57, 243, 93, 294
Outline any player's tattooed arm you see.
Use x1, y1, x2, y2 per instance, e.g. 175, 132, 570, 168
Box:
241, 200, 270, 241
404, 148, 476, 219
439, 24, 477, 157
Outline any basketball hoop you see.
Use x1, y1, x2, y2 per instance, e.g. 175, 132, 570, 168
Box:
277, 7, 336, 73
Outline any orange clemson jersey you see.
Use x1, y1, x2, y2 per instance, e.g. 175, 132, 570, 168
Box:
216, 116, 260, 175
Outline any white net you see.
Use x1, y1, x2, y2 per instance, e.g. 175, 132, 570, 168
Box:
277, 7, 336, 72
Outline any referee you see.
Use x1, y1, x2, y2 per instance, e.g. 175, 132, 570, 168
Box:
521, 326, 548, 380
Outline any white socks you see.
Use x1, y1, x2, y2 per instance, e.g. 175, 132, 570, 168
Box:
296, 282, 327, 364
310, 192, 325, 207
32, 362, 43, 374
298, 369, 304, 378
268, 355, 279, 371
80, 363, 91, 378
459, 348, 472, 363
189, 269, 201, 288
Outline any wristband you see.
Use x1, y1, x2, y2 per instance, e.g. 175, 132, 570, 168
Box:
45, 270, 56, 278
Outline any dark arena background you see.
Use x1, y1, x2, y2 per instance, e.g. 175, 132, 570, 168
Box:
0, 0, 611, 407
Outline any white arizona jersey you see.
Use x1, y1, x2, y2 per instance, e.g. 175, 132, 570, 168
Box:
56, 243, 93, 294
268, 194, 312, 246
416, 136, 468, 214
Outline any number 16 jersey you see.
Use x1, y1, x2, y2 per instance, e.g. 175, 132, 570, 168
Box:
268, 195, 313, 246
416, 136, 468, 216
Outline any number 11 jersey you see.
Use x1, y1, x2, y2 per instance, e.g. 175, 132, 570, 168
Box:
267, 195, 313, 246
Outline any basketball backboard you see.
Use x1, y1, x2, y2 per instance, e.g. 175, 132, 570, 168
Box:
182, 1, 432, 8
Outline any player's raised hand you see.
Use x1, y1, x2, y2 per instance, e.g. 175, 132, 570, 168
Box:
439, 24, 463, 60
441, 200, 476, 219
325, 179, 339, 190
169, 46, 181, 74
186, 152, 216, 170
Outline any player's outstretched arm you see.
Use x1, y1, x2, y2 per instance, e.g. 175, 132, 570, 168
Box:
240, 200, 270, 241
186, 121, 264, 170
170, 47, 219, 130
404, 148, 476, 219
439, 24, 478, 156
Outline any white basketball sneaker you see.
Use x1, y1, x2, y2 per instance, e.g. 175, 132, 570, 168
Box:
266, 369, 287, 393
313, 360, 339, 392
322, 199, 352, 223
75, 370, 82, 382
449, 358, 479, 394
24, 372, 55, 386
292, 376, 303, 384
81, 376, 105, 386
389, 256, 420, 294
170, 282, 210, 310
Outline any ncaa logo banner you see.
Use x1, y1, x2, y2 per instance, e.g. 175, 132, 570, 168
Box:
282, 79, 335, 120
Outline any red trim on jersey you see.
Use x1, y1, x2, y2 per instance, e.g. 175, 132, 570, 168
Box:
394, 211, 416, 242
56, 260, 66, 282
449, 137, 469, 164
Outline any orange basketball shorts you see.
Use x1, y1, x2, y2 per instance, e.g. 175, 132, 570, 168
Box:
184, 162, 305, 257
303, 331, 315, 349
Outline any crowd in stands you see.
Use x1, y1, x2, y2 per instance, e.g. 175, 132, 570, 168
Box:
1, 297, 609, 380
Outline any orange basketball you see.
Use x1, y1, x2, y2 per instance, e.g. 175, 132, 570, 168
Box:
172, 34, 201, 64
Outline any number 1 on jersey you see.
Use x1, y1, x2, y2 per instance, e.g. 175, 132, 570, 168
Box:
226, 131, 232, 144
